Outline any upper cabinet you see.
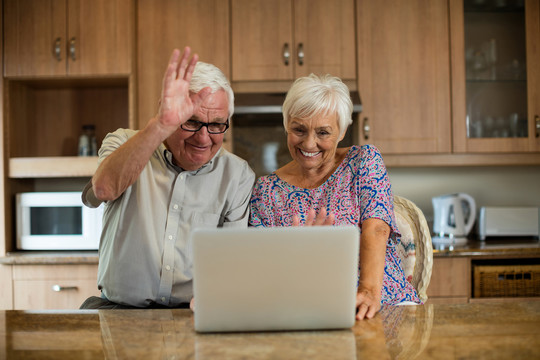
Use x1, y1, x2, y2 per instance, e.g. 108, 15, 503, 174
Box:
4, 0, 132, 77
136, 0, 229, 130
231, 0, 356, 91
356, 0, 452, 154
451, 0, 540, 153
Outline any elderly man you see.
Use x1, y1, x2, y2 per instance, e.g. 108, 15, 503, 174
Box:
80, 47, 255, 309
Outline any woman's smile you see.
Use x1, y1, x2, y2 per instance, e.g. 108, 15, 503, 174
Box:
299, 149, 321, 158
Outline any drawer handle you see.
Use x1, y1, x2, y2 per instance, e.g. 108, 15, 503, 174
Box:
535, 115, 539, 138
52, 285, 78, 292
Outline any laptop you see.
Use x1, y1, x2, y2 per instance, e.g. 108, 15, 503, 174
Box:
191, 225, 359, 333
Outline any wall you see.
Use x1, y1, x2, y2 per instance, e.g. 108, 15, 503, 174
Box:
388, 165, 540, 230
33, 166, 540, 236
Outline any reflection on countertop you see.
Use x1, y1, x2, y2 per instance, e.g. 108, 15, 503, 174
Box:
2, 302, 539, 359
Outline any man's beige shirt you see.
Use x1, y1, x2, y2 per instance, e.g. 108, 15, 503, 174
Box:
83, 128, 255, 307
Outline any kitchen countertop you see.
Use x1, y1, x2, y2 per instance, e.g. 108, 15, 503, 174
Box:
1, 302, 539, 359
1, 238, 538, 265
432, 237, 540, 257
0, 251, 98, 265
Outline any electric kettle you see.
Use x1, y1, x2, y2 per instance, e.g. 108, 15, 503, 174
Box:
432, 193, 476, 244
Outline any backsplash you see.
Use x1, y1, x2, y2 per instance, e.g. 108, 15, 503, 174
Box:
388, 165, 540, 234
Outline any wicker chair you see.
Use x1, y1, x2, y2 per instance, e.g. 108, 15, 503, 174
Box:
393, 195, 433, 303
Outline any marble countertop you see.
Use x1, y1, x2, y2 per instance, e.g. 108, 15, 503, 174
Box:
1, 302, 539, 359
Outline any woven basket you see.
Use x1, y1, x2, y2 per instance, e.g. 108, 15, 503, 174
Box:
473, 264, 540, 298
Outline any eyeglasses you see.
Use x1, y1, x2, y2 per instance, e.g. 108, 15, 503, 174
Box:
180, 119, 229, 134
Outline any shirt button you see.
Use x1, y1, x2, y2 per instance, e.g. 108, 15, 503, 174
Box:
173, 204, 179, 210
179, 175, 184, 180
166, 265, 171, 271
161, 297, 166, 302
168, 235, 173, 240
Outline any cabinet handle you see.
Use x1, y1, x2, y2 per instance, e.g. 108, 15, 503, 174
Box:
52, 285, 78, 292
297, 43, 304, 66
69, 37, 76, 61
53, 38, 62, 61
362, 117, 370, 140
536, 115, 540, 138
283, 43, 290, 66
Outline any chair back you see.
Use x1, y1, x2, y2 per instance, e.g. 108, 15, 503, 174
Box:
393, 195, 433, 302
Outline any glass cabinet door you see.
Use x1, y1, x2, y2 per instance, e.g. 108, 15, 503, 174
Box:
464, 0, 527, 139
451, 0, 540, 153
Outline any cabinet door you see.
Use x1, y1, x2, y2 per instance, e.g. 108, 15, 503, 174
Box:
294, 0, 356, 80
4, 0, 67, 77
356, 0, 452, 154
427, 257, 470, 301
451, 0, 540, 153
231, 0, 293, 81
137, 0, 230, 129
67, 0, 132, 76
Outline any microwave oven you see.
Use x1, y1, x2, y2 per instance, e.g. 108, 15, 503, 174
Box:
16, 192, 103, 250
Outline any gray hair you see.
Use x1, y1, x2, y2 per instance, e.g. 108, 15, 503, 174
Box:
190, 61, 235, 119
282, 74, 353, 137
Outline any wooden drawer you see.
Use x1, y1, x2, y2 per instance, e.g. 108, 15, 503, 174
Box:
12, 265, 99, 310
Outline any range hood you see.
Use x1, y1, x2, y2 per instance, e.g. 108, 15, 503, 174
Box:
234, 92, 362, 114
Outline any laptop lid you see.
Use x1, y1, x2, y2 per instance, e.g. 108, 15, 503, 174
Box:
192, 226, 359, 333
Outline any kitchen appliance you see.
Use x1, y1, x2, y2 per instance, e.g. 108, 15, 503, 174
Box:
16, 192, 103, 250
432, 193, 476, 245
478, 206, 539, 240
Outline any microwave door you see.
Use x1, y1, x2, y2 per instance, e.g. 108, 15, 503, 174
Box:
30, 206, 83, 236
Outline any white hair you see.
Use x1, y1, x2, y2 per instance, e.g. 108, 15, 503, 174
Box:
190, 61, 235, 119
282, 74, 353, 137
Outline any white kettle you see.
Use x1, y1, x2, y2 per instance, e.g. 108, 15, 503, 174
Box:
432, 193, 476, 242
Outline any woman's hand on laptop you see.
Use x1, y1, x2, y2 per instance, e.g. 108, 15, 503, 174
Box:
292, 208, 335, 226
355, 288, 381, 320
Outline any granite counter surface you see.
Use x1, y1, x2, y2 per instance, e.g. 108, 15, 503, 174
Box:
1, 302, 539, 359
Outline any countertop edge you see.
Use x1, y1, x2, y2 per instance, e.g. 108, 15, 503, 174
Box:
0, 251, 99, 265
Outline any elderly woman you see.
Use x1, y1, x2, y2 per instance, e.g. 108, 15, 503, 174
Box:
249, 74, 420, 320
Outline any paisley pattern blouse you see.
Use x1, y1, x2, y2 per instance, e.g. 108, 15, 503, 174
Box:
249, 145, 421, 305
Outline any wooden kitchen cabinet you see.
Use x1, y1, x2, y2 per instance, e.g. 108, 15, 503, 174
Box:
12, 264, 99, 310
4, 0, 132, 77
355, 0, 452, 155
231, 0, 356, 92
450, 0, 540, 154
136, 0, 231, 147
427, 257, 471, 304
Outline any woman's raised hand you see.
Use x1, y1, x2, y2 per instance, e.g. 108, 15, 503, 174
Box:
156, 47, 212, 136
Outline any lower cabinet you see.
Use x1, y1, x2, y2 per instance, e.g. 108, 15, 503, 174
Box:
12, 264, 99, 310
426, 257, 470, 304
427, 255, 540, 304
